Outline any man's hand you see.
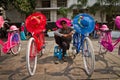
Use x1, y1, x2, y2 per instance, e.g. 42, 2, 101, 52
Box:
62, 31, 74, 38
69, 31, 74, 35
62, 34, 68, 37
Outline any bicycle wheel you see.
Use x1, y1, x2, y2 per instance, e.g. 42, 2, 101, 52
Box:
98, 33, 107, 54
0, 48, 1, 56
11, 32, 21, 55
26, 37, 37, 76
118, 45, 120, 55
82, 37, 95, 76
99, 42, 107, 54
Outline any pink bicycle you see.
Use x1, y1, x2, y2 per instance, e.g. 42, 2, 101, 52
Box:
0, 25, 21, 56
98, 24, 120, 55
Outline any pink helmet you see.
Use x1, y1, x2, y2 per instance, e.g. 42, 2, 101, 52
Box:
10, 25, 19, 31
100, 24, 109, 31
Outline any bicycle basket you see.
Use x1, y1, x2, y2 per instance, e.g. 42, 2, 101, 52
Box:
12, 33, 19, 42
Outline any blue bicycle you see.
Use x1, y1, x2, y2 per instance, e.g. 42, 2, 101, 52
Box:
72, 32, 95, 76
72, 13, 95, 76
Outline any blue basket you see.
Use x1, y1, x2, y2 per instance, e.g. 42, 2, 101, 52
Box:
54, 46, 63, 60
12, 33, 19, 42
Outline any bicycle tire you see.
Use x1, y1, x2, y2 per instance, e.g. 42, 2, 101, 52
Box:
26, 37, 37, 76
99, 43, 107, 54
118, 45, 120, 55
98, 33, 107, 54
0, 48, 1, 56
82, 37, 95, 76
11, 32, 21, 55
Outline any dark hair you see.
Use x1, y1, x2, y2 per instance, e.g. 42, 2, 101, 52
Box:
60, 20, 67, 25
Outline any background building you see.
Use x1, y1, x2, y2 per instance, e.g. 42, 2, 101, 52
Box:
0, 7, 6, 19
35, 0, 106, 23
34, 0, 106, 30
5, 0, 107, 30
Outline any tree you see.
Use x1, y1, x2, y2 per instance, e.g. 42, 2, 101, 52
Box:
0, 0, 36, 17
88, 0, 120, 29
11, 0, 36, 16
58, 7, 68, 17
88, 0, 106, 24
105, 0, 120, 29
68, 0, 88, 18
0, 0, 10, 10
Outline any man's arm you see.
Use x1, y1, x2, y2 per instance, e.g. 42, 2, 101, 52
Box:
63, 28, 75, 38
54, 29, 63, 37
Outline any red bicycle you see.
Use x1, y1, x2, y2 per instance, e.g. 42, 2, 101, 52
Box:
25, 12, 46, 76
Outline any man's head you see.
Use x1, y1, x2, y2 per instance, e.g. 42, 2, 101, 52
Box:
60, 20, 68, 29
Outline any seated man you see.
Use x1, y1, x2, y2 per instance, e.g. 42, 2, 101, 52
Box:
54, 19, 74, 61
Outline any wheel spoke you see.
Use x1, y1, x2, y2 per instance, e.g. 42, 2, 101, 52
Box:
83, 37, 95, 76
26, 38, 37, 76
11, 33, 21, 55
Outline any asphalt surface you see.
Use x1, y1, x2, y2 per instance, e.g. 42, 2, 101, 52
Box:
0, 37, 120, 80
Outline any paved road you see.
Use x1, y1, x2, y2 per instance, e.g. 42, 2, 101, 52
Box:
0, 37, 120, 80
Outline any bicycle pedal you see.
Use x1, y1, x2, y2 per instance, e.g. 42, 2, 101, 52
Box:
72, 46, 76, 50
84, 53, 90, 57
54, 60, 59, 64
7, 52, 11, 54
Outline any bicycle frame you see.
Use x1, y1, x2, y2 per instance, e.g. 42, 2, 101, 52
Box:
100, 30, 120, 52
31, 31, 45, 53
73, 32, 87, 53
73, 32, 95, 76
0, 30, 20, 53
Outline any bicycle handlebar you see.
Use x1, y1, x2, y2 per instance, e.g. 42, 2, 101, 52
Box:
7, 30, 19, 32
99, 29, 112, 32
